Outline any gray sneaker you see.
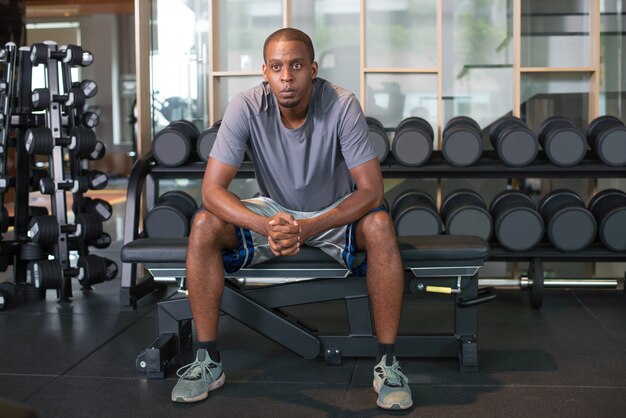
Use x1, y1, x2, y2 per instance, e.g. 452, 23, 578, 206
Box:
171, 349, 225, 403
372, 355, 413, 410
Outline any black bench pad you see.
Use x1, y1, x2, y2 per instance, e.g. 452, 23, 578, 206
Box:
121, 235, 489, 268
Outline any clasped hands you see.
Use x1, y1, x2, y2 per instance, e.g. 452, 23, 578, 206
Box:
267, 212, 306, 256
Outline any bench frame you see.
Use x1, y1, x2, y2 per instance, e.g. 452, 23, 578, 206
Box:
136, 259, 485, 378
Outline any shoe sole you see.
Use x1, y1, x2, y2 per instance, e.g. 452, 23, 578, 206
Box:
372, 379, 413, 410
172, 373, 226, 403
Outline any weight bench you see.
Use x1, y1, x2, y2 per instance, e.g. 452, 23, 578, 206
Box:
122, 234, 491, 378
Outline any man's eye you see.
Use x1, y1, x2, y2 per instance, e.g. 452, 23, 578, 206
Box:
292, 63, 302, 69
272, 65, 281, 71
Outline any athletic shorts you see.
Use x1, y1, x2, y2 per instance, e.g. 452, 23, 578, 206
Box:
222, 195, 384, 275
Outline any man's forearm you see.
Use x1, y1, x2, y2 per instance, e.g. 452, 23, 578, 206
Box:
303, 187, 383, 238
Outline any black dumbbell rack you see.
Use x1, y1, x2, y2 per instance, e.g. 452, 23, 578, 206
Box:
0, 41, 116, 308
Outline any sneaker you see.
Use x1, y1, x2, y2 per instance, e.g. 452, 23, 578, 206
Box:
372, 355, 413, 410
171, 349, 225, 403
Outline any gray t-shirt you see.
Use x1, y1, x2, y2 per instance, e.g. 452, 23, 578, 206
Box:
210, 78, 376, 211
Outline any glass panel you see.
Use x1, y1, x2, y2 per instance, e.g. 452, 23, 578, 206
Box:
217, 76, 264, 119
218, 0, 282, 71
292, 0, 361, 100
365, 73, 437, 130
521, 0, 590, 67
520, 73, 590, 132
600, 0, 626, 120
151, 0, 208, 132
442, 0, 513, 130
365, 0, 437, 68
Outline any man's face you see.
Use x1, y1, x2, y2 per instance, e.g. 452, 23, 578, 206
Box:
262, 40, 318, 111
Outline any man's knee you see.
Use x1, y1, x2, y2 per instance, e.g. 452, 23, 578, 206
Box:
358, 210, 396, 244
189, 209, 232, 246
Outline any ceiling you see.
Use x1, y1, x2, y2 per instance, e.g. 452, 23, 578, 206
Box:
26, 0, 134, 19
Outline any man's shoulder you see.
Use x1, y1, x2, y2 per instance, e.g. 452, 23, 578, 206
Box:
314, 78, 359, 113
232, 81, 272, 114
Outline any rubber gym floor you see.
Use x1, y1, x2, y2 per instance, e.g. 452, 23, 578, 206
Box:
1, 181, 626, 417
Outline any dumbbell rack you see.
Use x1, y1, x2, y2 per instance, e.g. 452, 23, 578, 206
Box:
121, 150, 626, 308
0, 41, 117, 309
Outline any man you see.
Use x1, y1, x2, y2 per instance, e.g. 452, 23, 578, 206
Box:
171, 28, 412, 410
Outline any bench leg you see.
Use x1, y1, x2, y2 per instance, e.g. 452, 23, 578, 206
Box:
136, 298, 193, 378
456, 274, 479, 372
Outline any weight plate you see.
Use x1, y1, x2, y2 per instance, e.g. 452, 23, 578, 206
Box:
391, 189, 436, 218
489, 116, 525, 148
587, 188, 626, 213
445, 206, 493, 241
145, 203, 191, 238
365, 116, 384, 130
547, 206, 596, 252
586, 115, 623, 143
528, 258, 544, 309
153, 128, 192, 167
442, 127, 483, 167
494, 207, 544, 252
595, 125, 626, 167
444, 115, 481, 132
158, 190, 198, 219
197, 127, 219, 162
538, 189, 583, 216
440, 189, 485, 220
396, 116, 434, 140
368, 125, 389, 163
543, 127, 587, 167
392, 127, 432, 166
497, 127, 539, 167
537, 115, 575, 143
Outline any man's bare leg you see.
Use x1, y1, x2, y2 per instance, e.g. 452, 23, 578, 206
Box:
356, 210, 413, 410
186, 209, 238, 342
355, 210, 404, 343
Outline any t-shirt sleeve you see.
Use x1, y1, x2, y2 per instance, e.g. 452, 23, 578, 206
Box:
338, 94, 378, 170
209, 94, 250, 167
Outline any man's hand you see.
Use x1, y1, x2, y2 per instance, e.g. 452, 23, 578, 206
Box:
268, 212, 301, 256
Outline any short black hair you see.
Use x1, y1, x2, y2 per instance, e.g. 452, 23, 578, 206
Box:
263, 28, 315, 63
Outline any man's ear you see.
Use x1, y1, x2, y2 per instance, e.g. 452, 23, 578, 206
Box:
311, 61, 318, 79
262, 63, 267, 81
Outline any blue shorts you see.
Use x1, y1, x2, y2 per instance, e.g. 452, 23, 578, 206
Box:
222, 195, 384, 276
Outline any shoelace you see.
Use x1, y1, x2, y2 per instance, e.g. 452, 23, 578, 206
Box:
176, 360, 217, 382
381, 363, 411, 388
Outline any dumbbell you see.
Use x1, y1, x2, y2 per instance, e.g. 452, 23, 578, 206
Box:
27, 256, 118, 290
0, 282, 16, 311
489, 116, 539, 167
391, 117, 433, 166
440, 189, 492, 241
152, 120, 200, 167
442, 116, 483, 167
365, 117, 390, 163
25, 127, 99, 158
20, 242, 46, 261
197, 120, 222, 162
39, 177, 89, 195
588, 189, 626, 252
28, 213, 103, 245
31, 87, 86, 110
538, 189, 596, 252
144, 190, 198, 238
537, 116, 587, 167
72, 79, 98, 99
490, 190, 544, 252
74, 197, 113, 221
30, 43, 93, 67
586, 115, 626, 167
81, 111, 100, 128
80, 169, 109, 190
390, 190, 442, 236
